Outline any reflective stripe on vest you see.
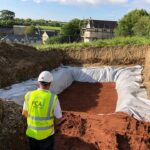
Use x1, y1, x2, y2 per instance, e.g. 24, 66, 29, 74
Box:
28, 124, 54, 130
28, 115, 54, 121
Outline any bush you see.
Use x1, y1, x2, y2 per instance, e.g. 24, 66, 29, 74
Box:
35, 36, 150, 50
45, 36, 63, 44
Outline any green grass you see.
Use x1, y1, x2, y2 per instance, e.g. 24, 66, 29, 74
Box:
34, 36, 150, 51
40, 26, 61, 31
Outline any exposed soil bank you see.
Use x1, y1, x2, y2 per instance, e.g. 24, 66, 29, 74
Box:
58, 82, 117, 114
0, 42, 63, 88
62, 46, 147, 66
144, 48, 150, 98
0, 42, 148, 88
1, 99, 150, 150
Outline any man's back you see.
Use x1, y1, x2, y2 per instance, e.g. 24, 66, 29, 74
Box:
22, 71, 62, 150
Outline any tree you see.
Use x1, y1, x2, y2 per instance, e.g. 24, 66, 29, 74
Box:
115, 9, 150, 36
0, 19, 14, 27
0, 10, 15, 20
24, 18, 33, 26
15, 18, 25, 25
133, 16, 150, 36
61, 18, 83, 42
46, 36, 64, 44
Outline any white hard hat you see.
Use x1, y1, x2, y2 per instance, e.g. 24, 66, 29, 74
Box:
38, 71, 53, 83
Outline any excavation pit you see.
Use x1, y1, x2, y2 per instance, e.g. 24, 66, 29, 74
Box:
0, 65, 149, 121
58, 81, 117, 114
0, 43, 150, 150
1, 65, 150, 150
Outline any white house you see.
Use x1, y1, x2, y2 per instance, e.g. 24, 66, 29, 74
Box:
82, 19, 117, 42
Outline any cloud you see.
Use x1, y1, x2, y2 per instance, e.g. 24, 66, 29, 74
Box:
108, 0, 127, 4
21, 0, 128, 5
21, 0, 150, 10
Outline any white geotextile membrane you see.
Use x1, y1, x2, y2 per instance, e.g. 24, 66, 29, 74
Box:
0, 65, 150, 121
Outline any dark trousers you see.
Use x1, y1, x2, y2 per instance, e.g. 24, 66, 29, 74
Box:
28, 135, 54, 150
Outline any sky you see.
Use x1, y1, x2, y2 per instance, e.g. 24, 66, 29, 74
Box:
0, 0, 150, 21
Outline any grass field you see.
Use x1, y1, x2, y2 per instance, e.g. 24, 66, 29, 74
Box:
34, 36, 150, 50
40, 26, 61, 31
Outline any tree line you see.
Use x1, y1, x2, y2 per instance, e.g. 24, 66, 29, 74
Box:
0, 10, 82, 43
0, 9, 150, 44
0, 10, 64, 27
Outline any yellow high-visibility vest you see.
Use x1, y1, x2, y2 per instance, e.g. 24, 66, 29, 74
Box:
24, 89, 57, 140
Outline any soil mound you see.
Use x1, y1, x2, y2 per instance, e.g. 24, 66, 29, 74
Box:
56, 111, 150, 150
56, 82, 150, 149
0, 99, 28, 150
0, 42, 62, 88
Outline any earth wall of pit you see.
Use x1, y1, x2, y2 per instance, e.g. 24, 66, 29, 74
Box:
143, 47, 150, 98
0, 42, 148, 88
62, 46, 147, 66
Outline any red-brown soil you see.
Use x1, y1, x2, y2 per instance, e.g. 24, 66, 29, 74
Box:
56, 82, 150, 150
1, 98, 150, 150
55, 111, 150, 150
58, 82, 117, 114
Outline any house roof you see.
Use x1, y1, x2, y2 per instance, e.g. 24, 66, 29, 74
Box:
0, 27, 13, 34
1, 34, 24, 41
88, 20, 117, 29
1, 34, 41, 42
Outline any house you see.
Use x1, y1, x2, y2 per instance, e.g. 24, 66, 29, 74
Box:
0, 25, 57, 44
82, 19, 117, 42
41, 30, 57, 44
11, 27, 57, 44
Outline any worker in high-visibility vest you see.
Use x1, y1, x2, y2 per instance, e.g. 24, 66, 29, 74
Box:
22, 71, 62, 150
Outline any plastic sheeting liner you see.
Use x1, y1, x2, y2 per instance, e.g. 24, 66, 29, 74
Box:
0, 65, 150, 122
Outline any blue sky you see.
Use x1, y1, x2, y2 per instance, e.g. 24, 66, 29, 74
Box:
0, 0, 150, 21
